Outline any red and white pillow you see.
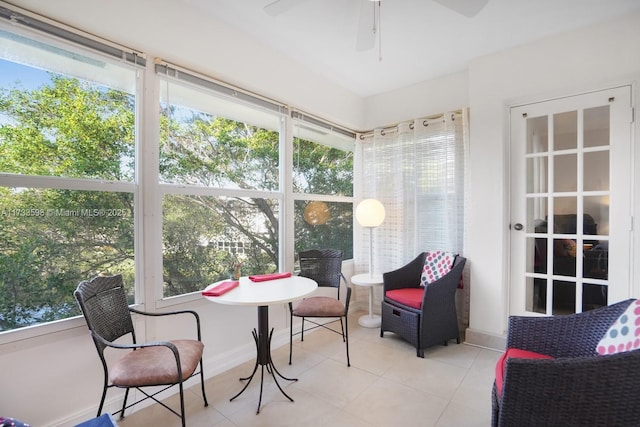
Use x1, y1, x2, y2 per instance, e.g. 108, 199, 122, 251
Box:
597, 299, 640, 355
420, 251, 456, 286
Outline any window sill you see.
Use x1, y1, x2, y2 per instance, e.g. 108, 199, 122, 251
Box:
0, 315, 87, 346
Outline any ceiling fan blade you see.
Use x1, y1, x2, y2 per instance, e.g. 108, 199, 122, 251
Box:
264, 0, 311, 16
433, 0, 488, 18
356, 0, 376, 51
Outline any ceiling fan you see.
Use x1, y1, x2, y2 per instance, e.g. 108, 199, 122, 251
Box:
264, 0, 489, 52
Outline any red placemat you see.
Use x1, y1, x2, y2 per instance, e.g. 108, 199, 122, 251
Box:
248, 272, 292, 282
201, 280, 239, 296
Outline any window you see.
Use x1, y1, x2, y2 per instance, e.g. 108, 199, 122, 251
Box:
292, 116, 354, 259
0, 7, 357, 333
159, 73, 285, 298
0, 24, 140, 331
157, 69, 357, 298
359, 112, 467, 273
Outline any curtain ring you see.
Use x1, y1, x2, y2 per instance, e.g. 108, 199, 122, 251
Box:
423, 120, 429, 127
380, 129, 386, 136
409, 123, 414, 130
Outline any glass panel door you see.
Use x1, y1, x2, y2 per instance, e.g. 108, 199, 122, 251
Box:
510, 87, 632, 316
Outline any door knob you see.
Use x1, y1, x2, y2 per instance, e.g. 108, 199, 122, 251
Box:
513, 223, 523, 231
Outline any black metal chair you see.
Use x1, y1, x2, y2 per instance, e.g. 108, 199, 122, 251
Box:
381, 252, 466, 357
289, 249, 351, 366
493, 299, 640, 427
74, 274, 208, 426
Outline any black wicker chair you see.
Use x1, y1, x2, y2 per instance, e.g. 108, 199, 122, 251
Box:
289, 249, 351, 366
380, 252, 466, 357
74, 275, 208, 426
493, 298, 640, 427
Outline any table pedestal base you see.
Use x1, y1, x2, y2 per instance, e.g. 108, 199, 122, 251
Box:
230, 306, 297, 414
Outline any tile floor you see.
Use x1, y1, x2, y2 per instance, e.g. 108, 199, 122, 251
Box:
116, 310, 502, 427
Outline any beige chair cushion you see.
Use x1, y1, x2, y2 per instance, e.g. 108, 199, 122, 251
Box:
110, 339, 204, 387
292, 296, 345, 317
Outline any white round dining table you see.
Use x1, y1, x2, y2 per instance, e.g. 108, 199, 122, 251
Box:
203, 275, 317, 306
202, 275, 317, 414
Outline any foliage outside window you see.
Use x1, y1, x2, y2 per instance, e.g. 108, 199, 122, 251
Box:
294, 200, 353, 258
159, 79, 356, 298
161, 193, 280, 297
159, 79, 284, 297
0, 34, 138, 331
0, 21, 357, 332
293, 123, 354, 260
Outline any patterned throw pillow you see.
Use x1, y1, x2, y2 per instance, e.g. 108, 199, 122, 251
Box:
597, 299, 640, 355
420, 251, 456, 287
0, 417, 30, 427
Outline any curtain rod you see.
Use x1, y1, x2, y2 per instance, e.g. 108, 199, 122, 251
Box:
155, 60, 357, 139
155, 61, 288, 115
358, 110, 461, 140
0, 4, 145, 67
291, 110, 356, 139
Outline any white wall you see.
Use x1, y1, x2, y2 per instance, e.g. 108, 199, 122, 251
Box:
1, 1, 640, 425
363, 70, 469, 129
363, 11, 640, 347
465, 12, 640, 343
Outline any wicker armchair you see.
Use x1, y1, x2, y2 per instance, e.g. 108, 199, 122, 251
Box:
74, 275, 208, 426
492, 298, 640, 427
289, 249, 351, 366
380, 252, 466, 357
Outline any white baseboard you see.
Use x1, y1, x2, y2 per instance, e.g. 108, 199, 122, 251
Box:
464, 327, 506, 351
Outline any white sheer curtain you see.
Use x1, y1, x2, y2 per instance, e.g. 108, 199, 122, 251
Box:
357, 109, 469, 276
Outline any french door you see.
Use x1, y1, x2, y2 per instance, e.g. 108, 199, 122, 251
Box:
509, 86, 633, 316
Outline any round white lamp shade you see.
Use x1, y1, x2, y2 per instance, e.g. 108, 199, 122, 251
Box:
355, 199, 385, 227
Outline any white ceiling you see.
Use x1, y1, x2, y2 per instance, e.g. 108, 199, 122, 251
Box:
184, 0, 640, 97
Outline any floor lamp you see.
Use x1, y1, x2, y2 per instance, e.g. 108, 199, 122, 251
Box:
355, 198, 386, 277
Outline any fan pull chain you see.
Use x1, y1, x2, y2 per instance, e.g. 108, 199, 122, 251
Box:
377, 1, 382, 61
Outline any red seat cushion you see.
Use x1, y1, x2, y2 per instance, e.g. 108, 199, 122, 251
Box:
495, 348, 553, 397
385, 288, 424, 309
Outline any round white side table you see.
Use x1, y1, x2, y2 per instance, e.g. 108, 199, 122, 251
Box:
351, 273, 384, 328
